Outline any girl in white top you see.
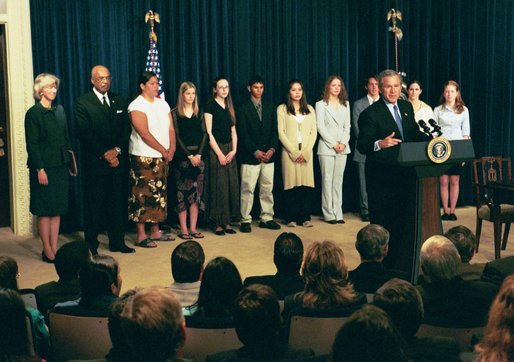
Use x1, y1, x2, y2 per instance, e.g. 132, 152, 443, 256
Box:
128, 71, 176, 247
433, 80, 471, 221
316, 75, 351, 224
407, 80, 434, 125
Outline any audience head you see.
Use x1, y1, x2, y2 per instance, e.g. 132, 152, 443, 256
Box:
300, 240, 356, 308
137, 71, 159, 97
176, 81, 199, 117
121, 287, 185, 362
374, 278, 424, 340
355, 224, 390, 262
54, 241, 91, 282
33, 73, 60, 101
420, 235, 460, 283
234, 284, 281, 350
332, 304, 407, 362
0, 288, 31, 358
285, 79, 310, 115
212, 76, 236, 124
439, 80, 465, 114
365, 74, 379, 98
476, 275, 514, 361
80, 255, 121, 298
90, 65, 111, 95
197, 256, 243, 317
0, 255, 18, 290
321, 75, 348, 106
171, 240, 205, 283
407, 80, 424, 102
444, 225, 476, 263
247, 75, 265, 101
108, 288, 138, 360
273, 232, 303, 274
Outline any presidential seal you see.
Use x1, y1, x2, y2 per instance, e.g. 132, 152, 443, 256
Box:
427, 136, 451, 164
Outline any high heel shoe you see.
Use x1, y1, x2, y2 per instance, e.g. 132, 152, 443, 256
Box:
42, 251, 54, 264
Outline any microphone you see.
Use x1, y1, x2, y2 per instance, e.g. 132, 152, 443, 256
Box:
428, 119, 442, 137
417, 120, 433, 138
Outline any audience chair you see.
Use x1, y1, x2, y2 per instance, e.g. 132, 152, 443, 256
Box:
182, 316, 242, 362
48, 312, 111, 362
20, 288, 38, 309
25, 310, 36, 356
287, 307, 360, 355
417, 324, 484, 352
472, 157, 514, 259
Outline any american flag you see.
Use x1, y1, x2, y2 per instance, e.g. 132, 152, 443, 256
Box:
145, 35, 165, 99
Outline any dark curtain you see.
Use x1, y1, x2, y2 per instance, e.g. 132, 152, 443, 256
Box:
29, 0, 514, 231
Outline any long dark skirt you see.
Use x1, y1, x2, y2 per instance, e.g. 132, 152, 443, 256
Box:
29, 166, 69, 216
128, 155, 168, 223
174, 159, 205, 213
205, 143, 240, 227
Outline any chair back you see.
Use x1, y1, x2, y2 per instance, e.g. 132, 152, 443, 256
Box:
49, 312, 111, 362
25, 311, 36, 356
417, 324, 484, 352
288, 307, 357, 356
20, 288, 38, 310
182, 316, 242, 362
473, 157, 512, 206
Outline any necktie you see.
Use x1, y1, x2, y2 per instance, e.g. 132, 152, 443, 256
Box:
102, 96, 110, 110
393, 105, 404, 138
256, 103, 262, 121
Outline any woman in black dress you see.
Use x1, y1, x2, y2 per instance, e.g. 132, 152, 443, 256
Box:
172, 82, 207, 239
25, 73, 73, 263
204, 77, 240, 235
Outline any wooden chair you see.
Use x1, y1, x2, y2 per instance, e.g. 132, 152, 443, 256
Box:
19, 288, 38, 309
182, 316, 242, 362
48, 312, 111, 362
417, 324, 484, 352
472, 157, 514, 259
287, 307, 358, 356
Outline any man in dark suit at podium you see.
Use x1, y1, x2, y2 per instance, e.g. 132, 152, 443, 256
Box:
357, 69, 428, 269
75, 65, 134, 255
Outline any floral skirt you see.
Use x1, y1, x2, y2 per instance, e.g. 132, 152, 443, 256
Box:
174, 159, 205, 213
128, 155, 167, 223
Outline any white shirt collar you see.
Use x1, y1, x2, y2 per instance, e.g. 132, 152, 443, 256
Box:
93, 87, 110, 105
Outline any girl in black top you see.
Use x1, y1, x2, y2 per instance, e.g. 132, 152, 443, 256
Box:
171, 82, 207, 239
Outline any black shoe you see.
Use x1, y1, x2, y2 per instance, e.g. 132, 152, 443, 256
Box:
449, 213, 457, 221
325, 219, 337, 225
225, 228, 237, 234
259, 220, 282, 230
215, 229, 226, 236
240, 223, 252, 233
441, 213, 450, 221
361, 214, 370, 222
337, 220, 346, 224
42, 251, 54, 263
109, 244, 136, 253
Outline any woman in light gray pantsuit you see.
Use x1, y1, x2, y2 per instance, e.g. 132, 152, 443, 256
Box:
316, 75, 351, 224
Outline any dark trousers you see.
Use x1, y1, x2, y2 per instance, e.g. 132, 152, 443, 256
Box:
283, 186, 313, 224
84, 168, 127, 250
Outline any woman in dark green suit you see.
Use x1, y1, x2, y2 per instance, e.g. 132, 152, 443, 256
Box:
25, 73, 73, 263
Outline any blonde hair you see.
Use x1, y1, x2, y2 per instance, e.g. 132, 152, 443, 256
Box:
33, 73, 60, 100
176, 82, 199, 118
321, 75, 348, 106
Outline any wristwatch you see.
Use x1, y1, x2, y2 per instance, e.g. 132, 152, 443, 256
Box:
115, 147, 121, 155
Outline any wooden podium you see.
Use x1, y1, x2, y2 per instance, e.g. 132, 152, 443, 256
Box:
391, 139, 475, 282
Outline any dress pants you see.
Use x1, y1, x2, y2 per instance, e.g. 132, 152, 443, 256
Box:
240, 162, 275, 223
283, 186, 313, 224
84, 168, 126, 251
356, 161, 369, 216
319, 154, 347, 221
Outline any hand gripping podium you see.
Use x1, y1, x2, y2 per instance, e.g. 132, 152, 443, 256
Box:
391, 139, 474, 283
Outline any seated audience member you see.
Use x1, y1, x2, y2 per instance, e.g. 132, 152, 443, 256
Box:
186, 256, 243, 319
417, 235, 498, 327
244, 232, 305, 299
444, 225, 485, 280
332, 304, 407, 362
475, 275, 514, 362
171, 240, 205, 307
207, 284, 314, 361
106, 289, 138, 362
121, 287, 186, 362
349, 224, 408, 293
0, 256, 49, 358
374, 278, 460, 361
0, 288, 38, 361
283, 240, 366, 319
35, 240, 91, 315
481, 255, 514, 286
53, 255, 121, 316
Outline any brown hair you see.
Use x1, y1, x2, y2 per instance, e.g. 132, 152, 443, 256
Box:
297, 240, 356, 308
212, 77, 236, 125
439, 80, 465, 114
475, 276, 514, 361
175, 81, 199, 118
321, 75, 348, 107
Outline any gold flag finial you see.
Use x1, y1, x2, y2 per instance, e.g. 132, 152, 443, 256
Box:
387, 9, 403, 41
145, 10, 160, 42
